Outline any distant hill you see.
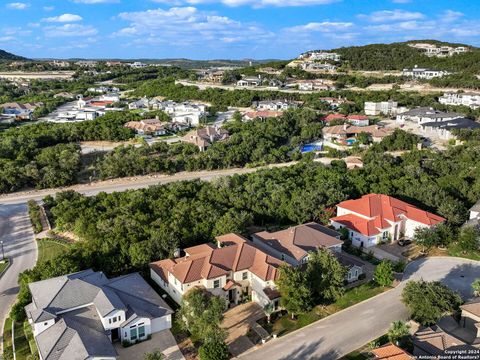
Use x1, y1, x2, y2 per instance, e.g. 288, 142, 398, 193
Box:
0, 49, 26, 61
328, 40, 480, 73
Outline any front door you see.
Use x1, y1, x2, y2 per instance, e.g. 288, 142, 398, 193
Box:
228, 289, 235, 304
111, 328, 120, 342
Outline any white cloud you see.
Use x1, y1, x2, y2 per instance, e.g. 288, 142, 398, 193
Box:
441, 10, 464, 23
43, 24, 98, 37
72, 0, 119, 3
286, 21, 353, 33
152, 0, 338, 7
42, 14, 83, 23
114, 6, 272, 47
359, 9, 424, 22
43, 6, 55, 11
6, 2, 29, 10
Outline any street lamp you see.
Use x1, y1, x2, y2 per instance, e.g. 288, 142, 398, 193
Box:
0, 241, 4, 261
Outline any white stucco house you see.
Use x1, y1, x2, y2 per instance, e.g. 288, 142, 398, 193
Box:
330, 194, 445, 248
150, 233, 283, 310
25, 270, 173, 360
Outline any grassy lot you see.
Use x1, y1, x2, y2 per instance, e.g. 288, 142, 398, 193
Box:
447, 243, 480, 261
2, 318, 33, 360
37, 238, 69, 263
13, 320, 31, 360
3, 317, 14, 360
23, 321, 39, 359
0, 259, 9, 274
341, 351, 368, 360
271, 282, 389, 336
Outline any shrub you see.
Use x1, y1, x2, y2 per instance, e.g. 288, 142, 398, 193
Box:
199, 340, 230, 360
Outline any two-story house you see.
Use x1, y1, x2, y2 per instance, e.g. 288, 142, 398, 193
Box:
251, 222, 364, 282
25, 269, 173, 360
330, 194, 445, 248
150, 234, 283, 309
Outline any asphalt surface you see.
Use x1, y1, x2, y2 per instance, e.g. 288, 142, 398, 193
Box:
0, 204, 37, 348
240, 257, 480, 360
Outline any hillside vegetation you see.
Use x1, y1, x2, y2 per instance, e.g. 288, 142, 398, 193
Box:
0, 49, 26, 61
333, 41, 480, 73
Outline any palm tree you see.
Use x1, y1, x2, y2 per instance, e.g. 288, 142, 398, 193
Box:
264, 303, 275, 324
387, 320, 410, 346
472, 279, 480, 297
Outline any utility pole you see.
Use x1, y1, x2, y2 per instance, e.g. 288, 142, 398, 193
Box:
0, 240, 4, 261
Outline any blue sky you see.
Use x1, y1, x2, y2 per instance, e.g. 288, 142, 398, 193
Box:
0, 0, 479, 60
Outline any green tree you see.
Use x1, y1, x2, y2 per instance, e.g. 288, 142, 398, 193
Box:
387, 320, 410, 346
413, 227, 437, 253
306, 249, 346, 303
458, 226, 480, 253
402, 280, 462, 325
144, 351, 164, 360
277, 264, 312, 318
472, 279, 480, 297
177, 287, 227, 343
374, 260, 394, 287
199, 340, 230, 360
263, 303, 275, 324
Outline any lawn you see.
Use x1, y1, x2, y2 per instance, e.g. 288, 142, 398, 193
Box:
2, 318, 33, 360
37, 238, 69, 263
447, 243, 480, 261
270, 282, 389, 336
0, 259, 9, 274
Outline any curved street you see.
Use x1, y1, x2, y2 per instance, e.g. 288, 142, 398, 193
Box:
239, 257, 480, 360
0, 204, 37, 349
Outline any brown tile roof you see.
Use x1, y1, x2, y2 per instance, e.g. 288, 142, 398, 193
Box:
150, 234, 283, 285
253, 222, 342, 261
322, 124, 392, 137
124, 119, 167, 133
181, 126, 229, 148
413, 326, 475, 356
461, 300, 480, 317
371, 343, 413, 359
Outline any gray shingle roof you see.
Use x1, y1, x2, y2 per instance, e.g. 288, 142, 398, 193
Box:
399, 107, 463, 119
421, 118, 480, 130
27, 270, 173, 360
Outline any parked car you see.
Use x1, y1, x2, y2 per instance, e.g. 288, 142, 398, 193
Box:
398, 239, 412, 247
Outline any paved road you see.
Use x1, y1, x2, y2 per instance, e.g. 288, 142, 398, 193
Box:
0, 160, 341, 206
240, 257, 480, 360
0, 204, 37, 348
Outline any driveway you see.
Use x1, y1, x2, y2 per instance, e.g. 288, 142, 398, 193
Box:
115, 330, 185, 360
0, 204, 37, 351
238, 257, 480, 360
221, 302, 265, 357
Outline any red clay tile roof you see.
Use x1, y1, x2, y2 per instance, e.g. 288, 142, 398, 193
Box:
322, 114, 347, 122
150, 234, 283, 285
347, 114, 369, 121
254, 222, 342, 261
371, 343, 413, 360
330, 213, 384, 236
337, 194, 445, 227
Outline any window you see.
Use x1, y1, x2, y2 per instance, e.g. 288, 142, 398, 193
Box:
138, 325, 145, 338
213, 279, 220, 289
130, 328, 137, 341
281, 254, 285, 261
44, 322, 48, 326
242, 272, 248, 280
109, 318, 112, 324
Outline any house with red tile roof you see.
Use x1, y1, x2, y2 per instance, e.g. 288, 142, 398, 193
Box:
149, 233, 283, 308
371, 343, 413, 360
330, 194, 445, 248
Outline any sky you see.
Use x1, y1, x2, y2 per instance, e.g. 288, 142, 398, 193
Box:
0, 0, 479, 60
